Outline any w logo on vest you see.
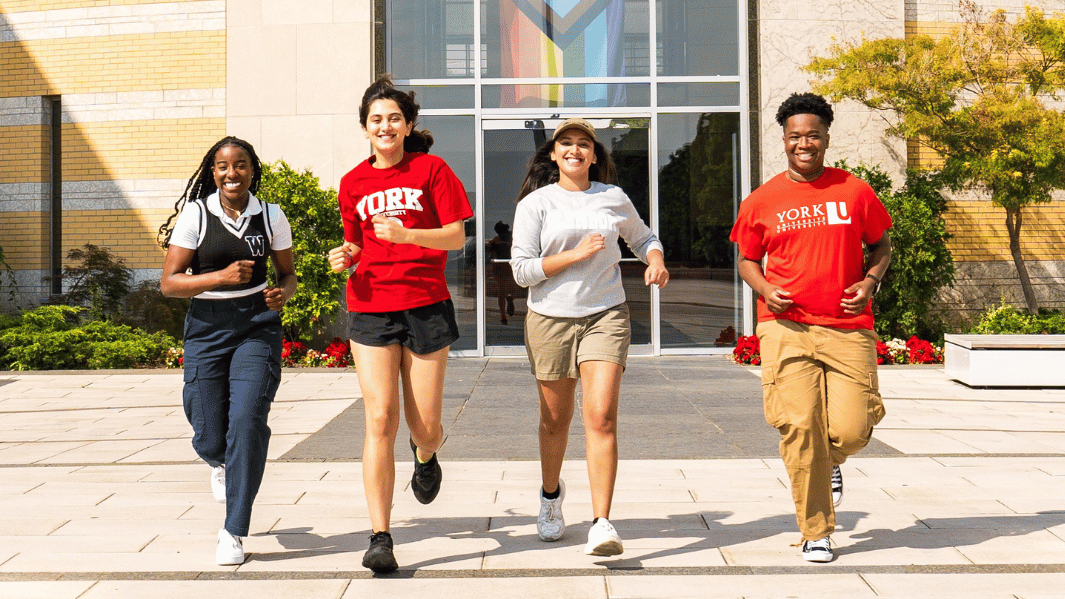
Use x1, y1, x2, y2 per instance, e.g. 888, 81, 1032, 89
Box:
245, 235, 266, 257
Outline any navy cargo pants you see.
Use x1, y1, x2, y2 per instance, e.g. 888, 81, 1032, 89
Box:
182, 294, 282, 537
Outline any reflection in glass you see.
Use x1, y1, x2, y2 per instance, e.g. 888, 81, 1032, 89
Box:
388, 0, 476, 79
482, 84, 650, 109
418, 115, 478, 352
656, 0, 738, 77
657, 82, 740, 107
480, 0, 651, 86
658, 113, 741, 349
394, 86, 476, 110
481, 119, 652, 349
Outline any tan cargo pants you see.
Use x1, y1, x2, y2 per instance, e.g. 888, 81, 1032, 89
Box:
756, 319, 886, 541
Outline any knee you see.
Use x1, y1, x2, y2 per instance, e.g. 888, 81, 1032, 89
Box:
539, 413, 571, 436
365, 407, 400, 439
832, 421, 873, 455
583, 408, 617, 437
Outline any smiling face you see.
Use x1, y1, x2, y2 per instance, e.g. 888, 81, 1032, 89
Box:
782, 113, 830, 181
211, 144, 254, 205
550, 128, 597, 187
363, 98, 413, 161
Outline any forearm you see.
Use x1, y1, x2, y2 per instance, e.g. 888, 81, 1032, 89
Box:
541, 248, 588, 278
160, 271, 226, 298
736, 256, 771, 297
403, 221, 465, 251
865, 234, 892, 281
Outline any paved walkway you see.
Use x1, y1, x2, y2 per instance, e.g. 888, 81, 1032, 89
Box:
2, 357, 1065, 598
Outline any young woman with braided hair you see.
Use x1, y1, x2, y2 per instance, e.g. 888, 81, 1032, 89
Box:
159, 136, 297, 566
328, 75, 472, 573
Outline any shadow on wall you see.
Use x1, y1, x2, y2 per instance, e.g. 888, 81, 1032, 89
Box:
0, 7, 226, 308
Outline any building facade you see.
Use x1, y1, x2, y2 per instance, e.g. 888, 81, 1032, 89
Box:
0, 0, 1062, 355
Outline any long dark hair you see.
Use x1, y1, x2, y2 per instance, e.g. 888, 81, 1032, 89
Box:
360, 74, 433, 154
516, 137, 617, 202
157, 136, 262, 248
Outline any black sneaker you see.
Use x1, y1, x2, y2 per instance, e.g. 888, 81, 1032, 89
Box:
362, 531, 398, 573
410, 436, 442, 504
831, 465, 843, 507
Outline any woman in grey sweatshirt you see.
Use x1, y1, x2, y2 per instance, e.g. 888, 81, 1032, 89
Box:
510, 118, 669, 557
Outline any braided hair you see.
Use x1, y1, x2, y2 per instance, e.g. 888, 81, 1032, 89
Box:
359, 74, 434, 154
157, 136, 262, 248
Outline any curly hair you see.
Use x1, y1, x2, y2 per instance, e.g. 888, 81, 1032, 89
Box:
775, 92, 834, 128
157, 136, 261, 248
359, 74, 434, 153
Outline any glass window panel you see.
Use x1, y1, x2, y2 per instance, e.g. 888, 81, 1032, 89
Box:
656, 0, 738, 77
657, 82, 740, 107
388, 0, 476, 79
395, 85, 475, 111
657, 112, 742, 349
482, 83, 650, 108
480, 0, 650, 79
418, 115, 478, 352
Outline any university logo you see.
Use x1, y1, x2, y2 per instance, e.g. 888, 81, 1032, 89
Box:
245, 235, 266, 257
356, 187, 425, 220
775, 202, 851, 233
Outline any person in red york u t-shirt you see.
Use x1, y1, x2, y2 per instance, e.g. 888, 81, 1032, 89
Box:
328, 75, 472, 574
730, 92, 893, 564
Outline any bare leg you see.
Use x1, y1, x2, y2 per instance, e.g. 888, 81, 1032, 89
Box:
579, 360, 623, 519
351, 342, 402, 533
537, 378, 577, 494
400, 345, 449, 459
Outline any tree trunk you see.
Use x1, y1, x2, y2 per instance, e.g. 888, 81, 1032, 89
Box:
1004, 206, 1039, 314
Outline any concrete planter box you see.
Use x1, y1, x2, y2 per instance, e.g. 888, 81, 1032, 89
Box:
944, 334, 1065, 387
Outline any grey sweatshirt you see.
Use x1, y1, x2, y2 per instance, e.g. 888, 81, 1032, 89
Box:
510, 181, 664, 318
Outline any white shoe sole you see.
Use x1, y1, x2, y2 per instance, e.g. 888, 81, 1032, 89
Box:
802, 550, 833, 563
585, 540, 624, 556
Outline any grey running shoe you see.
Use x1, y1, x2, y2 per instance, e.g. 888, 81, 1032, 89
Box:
537, 479, 566, 541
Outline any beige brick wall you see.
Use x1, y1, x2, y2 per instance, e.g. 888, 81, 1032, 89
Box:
0, 1, 225, 306
61, 208, 172, 269
0, 124, 48, 184
63, 119, 225, 181
944, 200, 1065, 262
1, 0, 193, 12
0, 32, 225, 97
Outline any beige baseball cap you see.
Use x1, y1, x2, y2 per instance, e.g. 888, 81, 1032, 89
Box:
552, 117, 597, 142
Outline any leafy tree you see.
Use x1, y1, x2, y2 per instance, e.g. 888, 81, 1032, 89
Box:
836, 162, 955, 340
47, 244, 132, 319
256, 160, 347, 341
806, 2, 1065, 313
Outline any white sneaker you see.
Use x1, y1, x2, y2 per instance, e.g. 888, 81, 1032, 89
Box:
537, 479, 565, 541
801, 536, 833, 562
831, 465, 843, 507
584, 518, 623, 556
216, 528, 244, 566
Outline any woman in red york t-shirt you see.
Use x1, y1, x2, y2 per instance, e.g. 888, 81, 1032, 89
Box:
328, 75, 473, 574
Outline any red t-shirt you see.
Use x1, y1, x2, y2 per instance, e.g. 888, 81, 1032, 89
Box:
339, 152, 473, 313
729, 168, 893, 330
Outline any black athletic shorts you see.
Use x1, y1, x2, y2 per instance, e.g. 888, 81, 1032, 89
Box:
347, 299, 460, 355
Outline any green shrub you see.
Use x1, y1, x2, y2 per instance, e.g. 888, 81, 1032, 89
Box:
123, 280, 188, 339
0, 305, 178, 370
47, 244, 133, 319
835, 162, 955, 340
970, 302, 1065, 334
256, 160, 347, 341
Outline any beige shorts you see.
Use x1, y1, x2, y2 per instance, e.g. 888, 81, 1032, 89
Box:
524, 304, 631, 380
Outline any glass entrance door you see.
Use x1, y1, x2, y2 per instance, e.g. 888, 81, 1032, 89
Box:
481, 117, 653, 355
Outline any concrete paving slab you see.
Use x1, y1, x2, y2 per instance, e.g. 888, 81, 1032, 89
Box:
81, 580, 349, 599
0, 581, 95, 599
